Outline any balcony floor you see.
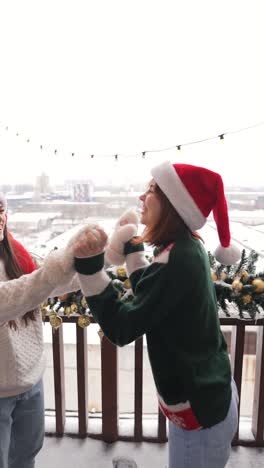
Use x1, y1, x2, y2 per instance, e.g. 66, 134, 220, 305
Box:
36, 435, 264, 468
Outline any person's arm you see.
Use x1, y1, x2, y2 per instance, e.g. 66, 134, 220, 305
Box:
48, 273, 80, 298
75, 251, 168, 346
0, 224, 98, 322
123, 240, 149, 291
0, 248, 75, 322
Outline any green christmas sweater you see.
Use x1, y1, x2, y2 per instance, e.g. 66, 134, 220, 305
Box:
75, 231, 232, 428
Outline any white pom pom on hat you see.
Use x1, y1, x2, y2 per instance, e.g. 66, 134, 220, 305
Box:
151, 161, 240, 265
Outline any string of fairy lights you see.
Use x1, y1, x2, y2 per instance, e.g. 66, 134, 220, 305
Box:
1, 120, 264, 160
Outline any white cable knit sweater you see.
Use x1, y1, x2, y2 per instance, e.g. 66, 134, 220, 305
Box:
0, 250, 79, 398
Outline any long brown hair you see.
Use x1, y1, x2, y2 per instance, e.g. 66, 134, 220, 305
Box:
135, 183, 203, 247
0, 225, 38, 329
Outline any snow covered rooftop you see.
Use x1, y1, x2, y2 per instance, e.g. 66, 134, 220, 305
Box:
8, 212, 61, 222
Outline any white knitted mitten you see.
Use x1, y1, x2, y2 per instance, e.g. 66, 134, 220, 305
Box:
105, 209, 139, 266
43, 224, 97, 284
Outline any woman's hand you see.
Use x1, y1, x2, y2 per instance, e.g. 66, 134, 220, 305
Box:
105, 209, 139, 266
72, 225, 108, 258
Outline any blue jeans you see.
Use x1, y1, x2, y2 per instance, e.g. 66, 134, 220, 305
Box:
0, 379, 44, 468
168, 379, 238, 468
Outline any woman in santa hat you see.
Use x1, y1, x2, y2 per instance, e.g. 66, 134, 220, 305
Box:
73, 161, 240, 468
0, 193, 93, 468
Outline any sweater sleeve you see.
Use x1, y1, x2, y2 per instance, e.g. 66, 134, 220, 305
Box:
0, 248, 78, 322
75, 252, 168, 346
123, 240, 150, 291
48, 273, 80, 298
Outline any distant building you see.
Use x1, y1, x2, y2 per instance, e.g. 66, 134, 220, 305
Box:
226, 191, 264, 211
66, 179, 94, 202
73, 183, 92, 202
255, 196, 264, 209
14, 184, 34, 194
228, 199, 256, 211
35, 172, 51, 195
4, 192, 34, 210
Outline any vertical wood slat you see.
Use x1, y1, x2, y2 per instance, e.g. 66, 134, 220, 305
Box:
76, 324, 88, 437
158, 408, 167, 442
52, 326, 65, 436
252, 326, 264, 443
101, 335, 118, 442
230, 323, 245, 443
47, 317, 264, 446
134, 337, 143, 440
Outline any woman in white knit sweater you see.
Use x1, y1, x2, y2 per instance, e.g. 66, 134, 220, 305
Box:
0, 193, 91, 468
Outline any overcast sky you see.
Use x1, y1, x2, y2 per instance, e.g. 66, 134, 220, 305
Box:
0, 0, 264, 187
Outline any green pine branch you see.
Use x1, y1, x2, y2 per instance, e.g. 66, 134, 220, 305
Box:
43, 248, 263, 324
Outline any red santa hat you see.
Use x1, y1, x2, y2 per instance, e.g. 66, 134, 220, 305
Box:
151, 161, 240, 265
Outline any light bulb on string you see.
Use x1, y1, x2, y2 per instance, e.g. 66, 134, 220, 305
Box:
2, 118, 264, 163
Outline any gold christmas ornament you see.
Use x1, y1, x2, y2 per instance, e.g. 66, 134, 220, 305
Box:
70, 303, 78, 314
252, 278, 264, 293
64, 306, 73, 317
231, 279, 243, 291
220, 272, 227, 281
239, 270, 250, 281
77, 315, 91, 328
123, 279, 132, 289
49, 313, 63, 329
41, 306, 47, 321
242, 294, 252, 304
117, 267, 127, 279
81, 296, 88, 308
211, 272, 218, 282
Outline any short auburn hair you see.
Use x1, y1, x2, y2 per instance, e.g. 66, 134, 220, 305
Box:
134, 183, 203, 247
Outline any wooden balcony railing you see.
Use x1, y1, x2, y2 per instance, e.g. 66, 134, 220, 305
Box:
44, 316, 264, 446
